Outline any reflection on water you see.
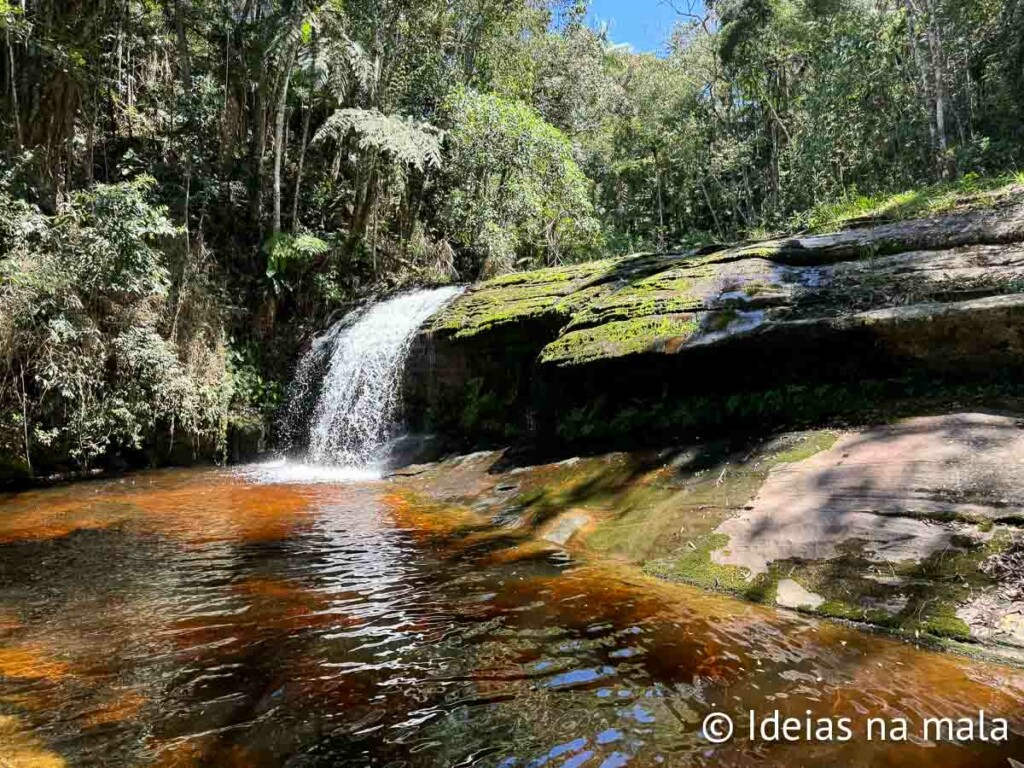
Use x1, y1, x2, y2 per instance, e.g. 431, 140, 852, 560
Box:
0, 468, 1022, 767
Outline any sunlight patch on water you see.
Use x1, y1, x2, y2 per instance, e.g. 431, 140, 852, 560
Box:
234, 458, 382, 485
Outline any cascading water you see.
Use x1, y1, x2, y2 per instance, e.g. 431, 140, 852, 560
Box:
295, 286, 462, 472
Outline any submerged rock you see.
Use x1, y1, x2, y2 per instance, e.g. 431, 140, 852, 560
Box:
539, 509, 594, 546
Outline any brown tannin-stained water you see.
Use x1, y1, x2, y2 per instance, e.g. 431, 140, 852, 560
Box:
1, 467, 1023, 767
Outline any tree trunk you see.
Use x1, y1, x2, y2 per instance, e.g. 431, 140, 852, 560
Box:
291, 103, 311, 230
926, 3, 952, 178
18, 363, 31, 476
653, 147, 664, 242
173, 0, 192, 88
904, 0, 944, 178
249, 84, 265, 235
351, 151, 378, 242
272, 53, 295, 234
6, 27, 22, 149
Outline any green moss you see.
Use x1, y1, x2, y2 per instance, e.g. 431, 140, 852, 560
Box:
482, 258, 620, 289
768, 431, 840, 465
432, 251, 699, 340
815, 600, 878, 622
741, 280, 774, 297
540, 314, 698, 366
553, 282, 619, 315
430, 285, 569, 339
730, 243, 786, 260
498, 459, 634, 536
564, 292, 706, 332
629, 263, 719, 292
761, 529, 1016, 644
919, 607, 973, 640
587, 461, 771, 562
644, 533, 758, 595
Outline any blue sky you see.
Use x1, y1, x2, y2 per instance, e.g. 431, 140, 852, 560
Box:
587, 0, 682, 53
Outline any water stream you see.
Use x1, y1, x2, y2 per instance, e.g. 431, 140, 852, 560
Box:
1, 292, 1023, 766
0, 469, 1022, 766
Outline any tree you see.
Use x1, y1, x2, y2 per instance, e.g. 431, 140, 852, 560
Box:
440, 88, 601, 273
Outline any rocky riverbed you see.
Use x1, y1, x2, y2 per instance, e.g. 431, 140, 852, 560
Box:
399, 412, 1024, 663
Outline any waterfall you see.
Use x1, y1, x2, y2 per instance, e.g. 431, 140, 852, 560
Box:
293, 286, 462, 472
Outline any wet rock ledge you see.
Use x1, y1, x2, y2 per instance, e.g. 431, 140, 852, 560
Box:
408, 413, 1024, 664
404, 185, 1024, 441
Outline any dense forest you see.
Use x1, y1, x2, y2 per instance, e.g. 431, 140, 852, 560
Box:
1, 0, 1022, 479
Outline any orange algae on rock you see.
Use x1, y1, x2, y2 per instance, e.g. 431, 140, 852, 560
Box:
380, 491, 483, 538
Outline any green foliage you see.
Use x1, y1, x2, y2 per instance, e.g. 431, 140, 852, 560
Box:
582, 0, 1024, 246
313, 109, 444, 171
226, 341, 283, 430
64, 176, 178, 296
0, 179, 229, 474
440, 88, 602, 273
2, 0, 1024, 475
801, 173, 1024, 232
264, 232, 332, 294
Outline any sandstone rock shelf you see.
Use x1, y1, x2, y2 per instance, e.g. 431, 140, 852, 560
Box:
406, 187, 1024, 441
399, 188, 1024, 664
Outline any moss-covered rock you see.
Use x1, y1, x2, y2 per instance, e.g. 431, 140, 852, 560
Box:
405, 192, 1024, 445
645, 533, 759, 596
540, 314, 699, 366
426, 251, 687, 341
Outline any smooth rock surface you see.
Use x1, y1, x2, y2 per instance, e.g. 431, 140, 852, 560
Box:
714, 413, 1024, 575
775, 579, 826, 610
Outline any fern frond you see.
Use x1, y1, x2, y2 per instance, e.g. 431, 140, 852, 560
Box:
312, 108, 444, 171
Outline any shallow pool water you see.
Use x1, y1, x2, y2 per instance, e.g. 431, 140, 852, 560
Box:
0, 467, 1022, 766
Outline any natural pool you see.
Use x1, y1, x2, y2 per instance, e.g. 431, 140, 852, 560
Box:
0, 466, 1022, 767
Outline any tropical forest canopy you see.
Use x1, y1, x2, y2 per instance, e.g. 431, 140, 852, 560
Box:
1, 0, 1023, 476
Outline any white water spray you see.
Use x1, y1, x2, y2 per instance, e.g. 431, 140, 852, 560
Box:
302, 286, 462, 470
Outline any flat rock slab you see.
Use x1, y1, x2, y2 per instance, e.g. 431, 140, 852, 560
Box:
540, 509, 595, 546
775, 578, 825, 610
714, 505, 967, 576
713, 413, 1024, 575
